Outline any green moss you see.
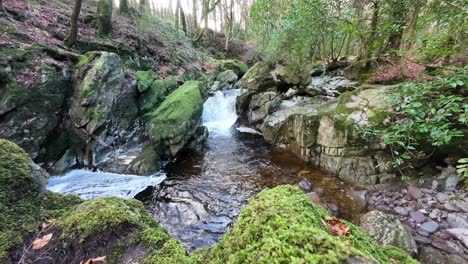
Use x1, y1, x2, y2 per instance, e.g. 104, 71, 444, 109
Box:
218, 59, 249, 76
140, 77, 179, 115
206, 185, 418, 264
136, 70, 157, 93
58, 197, 152, 242
76, 51, 100, 69
144, 239, 197, 264
149, 81, 203, 141
0, 139, 82, 262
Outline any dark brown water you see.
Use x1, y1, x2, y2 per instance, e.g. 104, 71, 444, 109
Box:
137, 90, 364, 251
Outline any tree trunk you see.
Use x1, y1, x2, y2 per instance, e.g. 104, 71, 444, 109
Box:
387, 1, 407, 51
192, 0, 198, 32
180, 7, 188, 35
97, 0, 113, 36
119, 0, 129, 14
64, 0, 83, 47
175, 0, 181, 36
402, 0, 425, 50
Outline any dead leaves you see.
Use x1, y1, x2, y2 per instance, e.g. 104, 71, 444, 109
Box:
32, 233, 53, 250
81, 256, 107, 264
323, 216, 350, 237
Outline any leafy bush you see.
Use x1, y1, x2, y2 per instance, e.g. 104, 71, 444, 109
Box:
362, 67, 467, 178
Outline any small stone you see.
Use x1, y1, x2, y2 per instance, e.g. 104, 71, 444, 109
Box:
455, 201, 468, 213
429, 209, 441, 220
444, 203, 460, 212
420, 220, 440, 233
447, 228, 468, 248
417, 228, 430, 237
414, 234, 432, 244
436, 193, 450, 203
418, 209, 428, 215
394, 207, 409, 216
408, 186, 423, 200
421, 188, 433, 194
447, 213, 468, 228
409, 211, 427, 223
297, 179, 312, 192
307, 192, 320, 204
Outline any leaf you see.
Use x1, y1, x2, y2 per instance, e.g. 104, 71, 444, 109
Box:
32, 233, 53, 250
322, 216, 350, 237
81, 256, 107, 264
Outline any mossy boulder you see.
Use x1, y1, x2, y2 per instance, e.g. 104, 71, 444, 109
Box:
17, 197, 201, 264
240, 61, 276, 91
216, 70, 238, 85
70, 52, 127, 134
218, 59, 249, 77
0, 139, 81, 262
205, 185, 418, 264
138, 75, 179, 115
274, 64, 312, 86
136, 70, 157, 93
149, 81, 204, 159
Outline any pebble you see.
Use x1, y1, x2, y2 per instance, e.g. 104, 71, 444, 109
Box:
444, 203, 460, 212
437, 193, 450, 203
447, 213, 468, 228
394, 206, 408, 216
414, 234, 432, 244
409, 211, 426, 223
429, 209, 441, 220
421, 220, 440, 233
455, 201, 468, 213
408, 186, 424, 200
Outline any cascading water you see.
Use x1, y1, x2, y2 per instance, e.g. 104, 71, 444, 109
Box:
140, 88, 362, 251
202, 89, 239, 134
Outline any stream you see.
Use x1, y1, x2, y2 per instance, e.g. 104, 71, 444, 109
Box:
47, 89, 364, 251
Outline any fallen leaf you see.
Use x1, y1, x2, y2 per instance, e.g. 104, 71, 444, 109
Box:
32, 233, 53, 249
323, 216, 350, 237
81, 256, 107, 264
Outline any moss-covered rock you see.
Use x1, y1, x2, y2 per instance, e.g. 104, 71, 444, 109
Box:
240, 61, 276, 91
126, 144, 162, 175
136, 70, 157, 93
218, 59, 249, 77
139, 77, 179, 115
206, 185, 418, 264
18, 196, 201, 264
0, 139, 81, 262
148, 81, 204, 158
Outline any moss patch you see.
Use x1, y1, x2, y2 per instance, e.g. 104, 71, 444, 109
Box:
76, 51, 101, 70
218, 59, 249, 77
149, 81, 203, 142
0, 139, 82, 262
140, 77, 179, 115
206, 185, 418, 264
136, 70, 157, 93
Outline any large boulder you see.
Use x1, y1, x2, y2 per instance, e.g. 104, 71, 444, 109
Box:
216, 70, 238, 86
69, 52, 129, 134
205, 186, 417, 263
306, 75, 357, 97
148, 81, 204, 159
247, 91, 282, 123
125, 144, 162, 175
240, 61, 276, 91
273, 64, 311, 87
0, 47, 71, 158
0, 139, 81, 262
360, 210, 418, 255
135, 71, 179, 116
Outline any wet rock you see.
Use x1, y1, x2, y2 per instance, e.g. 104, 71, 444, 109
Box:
325, 203, 339, 216
126, 145, 162, 175
297, 179, 313, 192
310, 63, 326, 77
420, 220, 440, 233
360, 210, 417, 255
305, 75, 356, 97
447, 228, 468, 248
447, 213, 468, 228
248, 91, 282, 123
409, 211, 427, 223
284, 88, 299, 99
306, 192, 321, 204
407, 186, 423, 200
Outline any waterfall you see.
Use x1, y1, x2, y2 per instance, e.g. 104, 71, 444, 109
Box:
202, 89, 239, 134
